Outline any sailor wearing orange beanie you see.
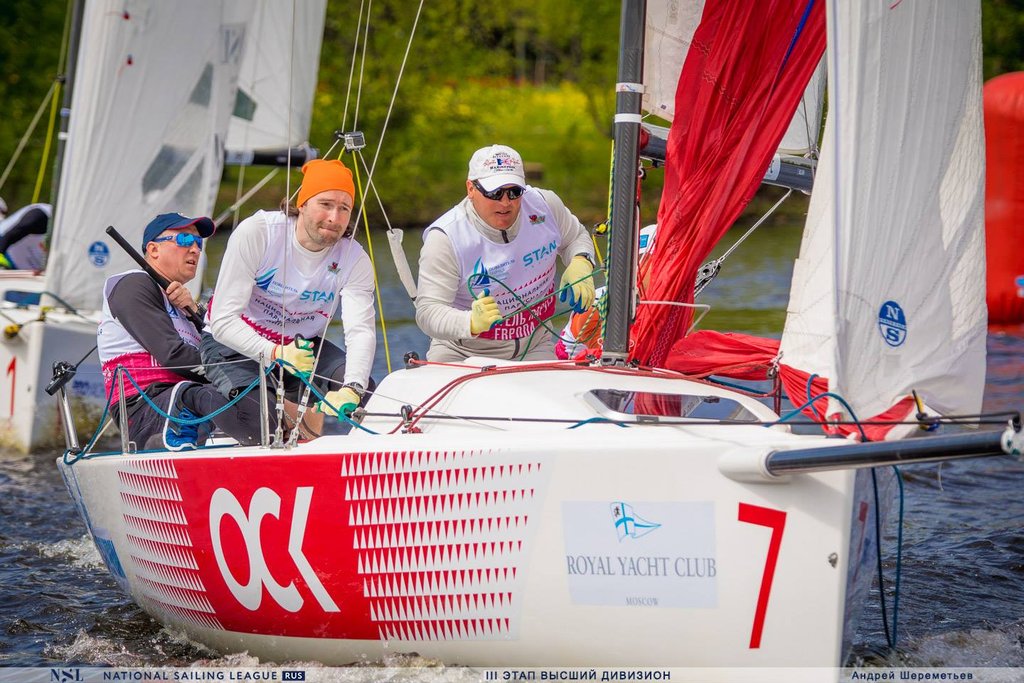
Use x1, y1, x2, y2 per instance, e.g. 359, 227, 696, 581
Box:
200, 157, 376, 438
296, 159, 358, 244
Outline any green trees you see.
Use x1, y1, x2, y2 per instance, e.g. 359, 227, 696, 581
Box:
0, 0, 70, 205
3, 1, 1022, 227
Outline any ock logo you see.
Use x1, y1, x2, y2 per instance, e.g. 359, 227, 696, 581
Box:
209, 486, 340, 613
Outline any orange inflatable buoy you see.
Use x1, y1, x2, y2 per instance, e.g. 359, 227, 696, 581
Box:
984, 72, 1024, 325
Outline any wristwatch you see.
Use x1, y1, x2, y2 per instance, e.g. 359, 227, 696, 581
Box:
574, 252, 595, 267
343, 382, 366, 398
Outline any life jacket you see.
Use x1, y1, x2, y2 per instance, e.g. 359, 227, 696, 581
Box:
426, 188, 560, 341
97, 270, 199, 403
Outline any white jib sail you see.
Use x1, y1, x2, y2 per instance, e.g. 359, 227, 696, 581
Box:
779, 0, 987, 425
226, 0, 327, 156
46, 0, 252, 310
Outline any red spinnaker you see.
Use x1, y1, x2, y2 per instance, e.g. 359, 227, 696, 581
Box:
631, 0, 826, 366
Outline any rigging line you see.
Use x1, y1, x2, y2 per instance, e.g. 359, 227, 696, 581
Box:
352, 154, 394, 231
0, 81, 58, 193
286, 0, 297, 183
353, 0, 374, 131
286, 226, 362, 446
232, 164, 248, 229
395, 362, 673, 433
890, 466, 905, 646
462, 268, 608, 356
718, 188, 792, 264
55, 0, 74, 81
31, 79, 62, 204
372, 405, 1014, 430
353, 151, 392, 374
25, 0, 76, 200
362, 410, 751, 428
341, 0, 366, 132
273, 0, 301, 446
360, 391, 507, 432
871, 467, 901, 649
358, 0, 425, 195
215, 169, 280, 227
336, 0, 425, 230
228, 2, 266, 230
827, 0, 844, 388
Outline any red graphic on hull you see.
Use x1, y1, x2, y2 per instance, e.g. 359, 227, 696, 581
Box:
116, 450, 543, 641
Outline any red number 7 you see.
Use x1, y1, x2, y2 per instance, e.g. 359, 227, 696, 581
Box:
738, 502, 787, 648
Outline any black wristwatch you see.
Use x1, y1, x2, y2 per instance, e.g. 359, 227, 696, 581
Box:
343, 382, 366, 398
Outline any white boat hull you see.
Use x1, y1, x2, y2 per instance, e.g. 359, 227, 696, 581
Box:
58, 361, 892, 666
0, 300, 104, 453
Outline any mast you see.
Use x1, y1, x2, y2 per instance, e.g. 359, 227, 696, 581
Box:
602, 0, 647, 364
48, 0, 84, 212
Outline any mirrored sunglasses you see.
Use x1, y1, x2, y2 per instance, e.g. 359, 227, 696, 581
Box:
152, 233, 203, 250
472, 180, 525, 202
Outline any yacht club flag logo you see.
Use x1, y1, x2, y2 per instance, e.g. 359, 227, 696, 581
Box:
611, 501, 660, 540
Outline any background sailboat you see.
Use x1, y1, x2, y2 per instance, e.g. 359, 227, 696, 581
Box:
0, 0, 325, 453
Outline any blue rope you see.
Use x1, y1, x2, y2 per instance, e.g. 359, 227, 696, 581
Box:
63, 375, 120, 465
64, 364, 274, 464
567, 417, 629, 430
776, 372, 904, 648
871, 465, 905, 649
772, 375, 871, 442
64, 357, 383, 462
705, 375, 764, 394
119, 363, 274, 426
780, 0, 817, 70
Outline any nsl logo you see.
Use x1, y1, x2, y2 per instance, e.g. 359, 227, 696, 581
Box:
50, 670, 83, 682
210, 486, 339, 613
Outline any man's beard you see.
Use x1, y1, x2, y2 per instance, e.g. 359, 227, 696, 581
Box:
304, 219, 343, 247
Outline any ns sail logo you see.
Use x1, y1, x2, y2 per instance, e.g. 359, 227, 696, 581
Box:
878, 300, 907, 347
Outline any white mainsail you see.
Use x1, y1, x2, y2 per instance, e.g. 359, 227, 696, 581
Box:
226, 0, 327, 156
779, 1, 987, 425
46, 0, 252, 311
643, 0, 824, 155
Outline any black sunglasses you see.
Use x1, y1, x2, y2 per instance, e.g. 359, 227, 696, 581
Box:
472, 180, 525, 202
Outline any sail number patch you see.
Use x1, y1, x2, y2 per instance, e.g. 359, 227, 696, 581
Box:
878, 300, 907, 347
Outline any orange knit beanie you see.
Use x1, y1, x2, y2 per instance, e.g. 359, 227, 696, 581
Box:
296, 159, 355, 207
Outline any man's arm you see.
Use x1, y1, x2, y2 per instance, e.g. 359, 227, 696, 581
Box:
414, 229, 474, 340
537, 189, 595, 265
338, 249, 376, 387
107, 273, 206, 383
207, 214, 278, 361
